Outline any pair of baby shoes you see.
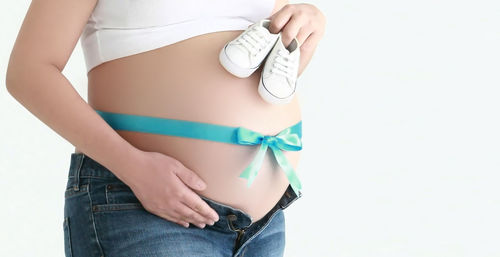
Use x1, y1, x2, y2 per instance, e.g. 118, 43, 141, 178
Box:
219, 19, 300, 105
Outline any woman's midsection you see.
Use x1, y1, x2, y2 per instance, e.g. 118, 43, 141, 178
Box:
75, 30, 302, 223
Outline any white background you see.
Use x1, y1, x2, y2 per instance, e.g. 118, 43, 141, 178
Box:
1, 0, 500, 257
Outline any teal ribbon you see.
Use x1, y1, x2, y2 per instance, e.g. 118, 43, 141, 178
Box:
236, 126, 303, 196
94, 109, 303, 195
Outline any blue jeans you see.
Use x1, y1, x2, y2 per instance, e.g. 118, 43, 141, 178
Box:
63, 152, 302, 257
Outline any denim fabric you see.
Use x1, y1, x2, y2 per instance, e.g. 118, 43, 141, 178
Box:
63, 152, 302, 257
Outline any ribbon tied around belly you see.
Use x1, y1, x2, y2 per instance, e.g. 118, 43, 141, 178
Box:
236, 126, 303, 196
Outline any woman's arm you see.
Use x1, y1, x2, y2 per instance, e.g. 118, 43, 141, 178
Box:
5, 0, 142, 182
268, 1, 327, 78
5, 0, 250, 227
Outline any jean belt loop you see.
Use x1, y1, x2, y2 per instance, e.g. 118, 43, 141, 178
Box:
73, 153, 85, 191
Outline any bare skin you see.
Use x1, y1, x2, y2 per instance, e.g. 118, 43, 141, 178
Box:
7, 0, 323, 227
74, 35, 302, 224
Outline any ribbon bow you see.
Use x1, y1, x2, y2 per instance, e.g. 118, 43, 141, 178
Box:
236, 126, 303, 196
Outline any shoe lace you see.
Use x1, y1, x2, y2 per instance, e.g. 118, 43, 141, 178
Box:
236, 26, 272, 56
271, 49, 297, 81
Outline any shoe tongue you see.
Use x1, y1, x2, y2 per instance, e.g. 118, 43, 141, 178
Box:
277, 37, 291, 54
278, 38, 299, 61
254, 26, 269, 36
259, 19, 270, 28
286, 38, 299, 52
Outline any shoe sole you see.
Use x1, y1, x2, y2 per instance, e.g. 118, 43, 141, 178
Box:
219, 43, 262, 78
257, 75, 295, 105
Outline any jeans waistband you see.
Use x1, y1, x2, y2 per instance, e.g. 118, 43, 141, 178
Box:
67, 152, 302, 228
68, 152, 122, 180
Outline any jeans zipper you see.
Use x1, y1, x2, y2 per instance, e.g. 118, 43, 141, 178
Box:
227, 214, 246, 253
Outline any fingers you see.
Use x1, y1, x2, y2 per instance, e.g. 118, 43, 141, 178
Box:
268, 3, 323, 49
295, 21, 313, 48
300, 31, 321, 53
134, 152, 220, 230
175, 202, 216, 228
279, 13, 305, 48
180, 190, 220, 223
268, 5, 293, 34
155, 211, 190, 228
174, 162, 207, 191
156, 203, 214, 228
172, 166, 220, 223
173, 164, 219, 221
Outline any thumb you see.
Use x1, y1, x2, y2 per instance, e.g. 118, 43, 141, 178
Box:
174, 166, 207, 191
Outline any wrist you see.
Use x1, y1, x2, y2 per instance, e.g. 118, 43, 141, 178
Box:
101, 143, 146, 186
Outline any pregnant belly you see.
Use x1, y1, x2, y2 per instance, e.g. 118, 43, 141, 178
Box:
76, 30, 303, 223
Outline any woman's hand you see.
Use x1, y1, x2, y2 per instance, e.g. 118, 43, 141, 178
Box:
268, 3, 327, 77
119, 150, 220, 229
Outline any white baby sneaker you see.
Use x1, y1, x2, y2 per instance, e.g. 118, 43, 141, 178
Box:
219, 19, 281, 78
258, 34, 300, 104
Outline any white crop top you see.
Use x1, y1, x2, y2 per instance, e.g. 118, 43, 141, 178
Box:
79, 0, 275, 73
